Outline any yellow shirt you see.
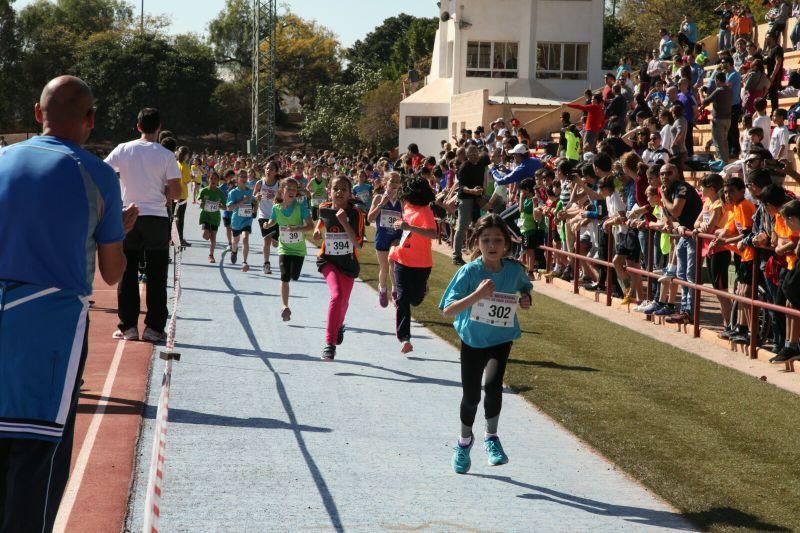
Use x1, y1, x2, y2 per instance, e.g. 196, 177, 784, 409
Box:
177, 161, 191, 200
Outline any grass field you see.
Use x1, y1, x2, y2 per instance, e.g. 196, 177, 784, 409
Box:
357, 228, 800, 532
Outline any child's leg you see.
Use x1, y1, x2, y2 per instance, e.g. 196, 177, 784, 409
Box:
226, 225, 233, 246
202, 229, 210, 241
263, 236, 272, 264
482, 342, 513, 436
377, 250, 390, 291
281, 281, 290, 308
242, 233, 250, 263
232, 233, 240, 253
321, 264, 355, 345
459, 342, 490, 441
209, 230, 217, 256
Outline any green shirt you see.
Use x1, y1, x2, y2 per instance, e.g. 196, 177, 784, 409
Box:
565, 130, 580, 161
198, 187, 225, 226
270, 200, 311, 257
521, 198, 535, 232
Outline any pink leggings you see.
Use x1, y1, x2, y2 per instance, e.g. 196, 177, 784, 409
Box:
321, 264, 355, 345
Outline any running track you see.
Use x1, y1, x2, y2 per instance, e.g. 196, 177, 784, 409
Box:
112, 203, 696, 532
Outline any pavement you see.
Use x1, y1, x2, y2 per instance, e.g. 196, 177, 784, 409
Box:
126, 203, 695, 532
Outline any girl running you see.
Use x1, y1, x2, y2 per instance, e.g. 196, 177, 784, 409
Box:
262, 177, 314, 321
198, 171, 225, 263
367, 171, 403, 307
226, 171, 255, 271
389, 176, 439, 354
440, 214, 533, 474
219, 169, 235, 251
313, 176, 365, 361
254, 161, 281, 275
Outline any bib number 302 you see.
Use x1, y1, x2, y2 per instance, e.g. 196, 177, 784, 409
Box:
470, 292, 518, 328
325, 234, 352, 255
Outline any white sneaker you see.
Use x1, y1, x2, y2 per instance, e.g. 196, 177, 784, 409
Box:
634, 300, 651, 312
142, 327, 167, 343
112, 327, 139, 341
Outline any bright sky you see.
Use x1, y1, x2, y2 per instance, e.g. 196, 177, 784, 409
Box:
12, 0, 437, 47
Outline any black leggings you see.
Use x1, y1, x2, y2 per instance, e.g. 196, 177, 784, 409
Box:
459, 341, 512, 436
394, 263, 431, 342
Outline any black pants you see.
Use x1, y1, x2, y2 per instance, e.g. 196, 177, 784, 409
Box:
459, 341, 512, 433
118, 216, 170, 333
175, 201, 187, 244
394, 263, 432, 342
0, 321, 89, 533
728, 104, 742, 158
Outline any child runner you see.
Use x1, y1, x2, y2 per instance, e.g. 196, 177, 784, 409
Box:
367, 171, 403, 307
314, 176, 365, 361
198, 171, 225, 263
389, 176, 439, 354
307, 164, 328, 220
254, 161, 281, 274
226, 170, 255, 271
353, 170, 374, 212
262, 177, 314, 321
219, 169, 235, 251
440, 214, 533, 474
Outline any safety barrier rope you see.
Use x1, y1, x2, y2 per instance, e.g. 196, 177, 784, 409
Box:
142, 210, 183, 533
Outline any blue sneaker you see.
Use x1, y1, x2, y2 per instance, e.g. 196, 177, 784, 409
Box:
484, 436, 509, 466
451, 439, 473, 474
653, 305, 674, 316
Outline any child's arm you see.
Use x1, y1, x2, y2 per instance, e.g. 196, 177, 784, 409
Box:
443, 279, 495, 319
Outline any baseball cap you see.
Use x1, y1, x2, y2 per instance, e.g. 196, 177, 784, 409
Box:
508, 143, 529, 155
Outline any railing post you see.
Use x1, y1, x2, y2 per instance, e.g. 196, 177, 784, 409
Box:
749, 249, 760, 359
573, 226, 580, 294
606, 230, 613, 306
692, 233, 702, 338
545, 225, 552, 283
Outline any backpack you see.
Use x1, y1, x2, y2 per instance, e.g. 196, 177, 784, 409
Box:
787, 102, 800, 131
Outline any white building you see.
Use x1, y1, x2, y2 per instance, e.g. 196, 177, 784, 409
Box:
399, 0, 605, 156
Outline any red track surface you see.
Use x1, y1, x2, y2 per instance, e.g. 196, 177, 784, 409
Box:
60, 274, 154, 532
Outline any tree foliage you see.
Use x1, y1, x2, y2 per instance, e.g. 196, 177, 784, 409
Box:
0, 0, 23, 127
207, 0, 252, 76
357, 79, 403, 151
302, 66, 381, 151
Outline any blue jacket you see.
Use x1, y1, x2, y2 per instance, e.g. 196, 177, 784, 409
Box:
490, 157, 543, 185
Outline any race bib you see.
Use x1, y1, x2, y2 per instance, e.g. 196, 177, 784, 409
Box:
470, 292, 519, 328
325, 233, 352, 256
280, 226, 302, 244
238, 205, 253, 217
203, 201, 220, 213
311, 198, 324, 207
357, 192, 371, 204
380, 209, 402, 229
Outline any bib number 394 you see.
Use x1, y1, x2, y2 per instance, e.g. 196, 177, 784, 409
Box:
280, 226, 302, 244
470, 292, 518, 328
325, 234, 352, 255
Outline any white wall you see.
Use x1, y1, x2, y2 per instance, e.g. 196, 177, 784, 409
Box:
399, 101, 451, 157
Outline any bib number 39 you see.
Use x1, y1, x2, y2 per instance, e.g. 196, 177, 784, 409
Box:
325, 234, 352, 255
470, 292, 518, 328
280, 226, 302, 244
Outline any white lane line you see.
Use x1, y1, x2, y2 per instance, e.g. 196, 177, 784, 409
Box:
52, 339, 126, 532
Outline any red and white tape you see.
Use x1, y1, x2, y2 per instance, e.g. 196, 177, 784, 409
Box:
142, 217, 183, 532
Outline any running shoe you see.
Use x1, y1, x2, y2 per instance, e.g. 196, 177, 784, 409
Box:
634, 300, 651, 312
242, 262, 250, 273
281, 307, 291, 322
620, 288, 635, 306
770, 345, 800, 363
401, 341, 413, 354
337, 324, 345, 345
112, 327, 139, 341
653, 305, 674, 316
451, 438, 474, 474
665, 312, 691, 324
142, 327, 167, 343
642, 301, 662, 315
484, 436, 509, 466
321, 344, 336, 361
231, 251, 238, 264
379, 289, 388, 308
208, 255, 216, 264
452, 256, 466, 266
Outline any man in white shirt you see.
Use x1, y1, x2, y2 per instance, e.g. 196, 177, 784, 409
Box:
104, 108, 182, 342
769, 107, 790, 160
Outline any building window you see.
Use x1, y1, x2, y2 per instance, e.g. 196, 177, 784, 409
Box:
536, 42, 588, 80
466, 41, 518, 78
406, 116, 448, 129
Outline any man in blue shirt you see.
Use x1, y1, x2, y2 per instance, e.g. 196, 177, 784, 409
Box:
490, 144, 543, 186
0, 76, 135, 532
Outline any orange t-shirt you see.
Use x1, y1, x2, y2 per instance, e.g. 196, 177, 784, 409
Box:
725, 199, 756, 262
774, 214, 800, 270
389, 203, 436, 268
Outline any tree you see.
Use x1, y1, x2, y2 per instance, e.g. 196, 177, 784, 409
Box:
208, 0, 252, 75
357, 79, 402, 151
602, 15, 630, 70
211, 79, 251, 142
386, 17, 437, 79
302, 66, 381, 151
0, 0, 23, 129
344, 13, 415, 80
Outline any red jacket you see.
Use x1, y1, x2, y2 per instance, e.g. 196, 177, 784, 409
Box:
566, 103, 605, 132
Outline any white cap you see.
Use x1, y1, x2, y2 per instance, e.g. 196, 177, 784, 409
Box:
498, 128, 509, 137
508, 143, 529, 155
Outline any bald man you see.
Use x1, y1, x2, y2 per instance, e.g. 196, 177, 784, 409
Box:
0, 75, 135, 532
